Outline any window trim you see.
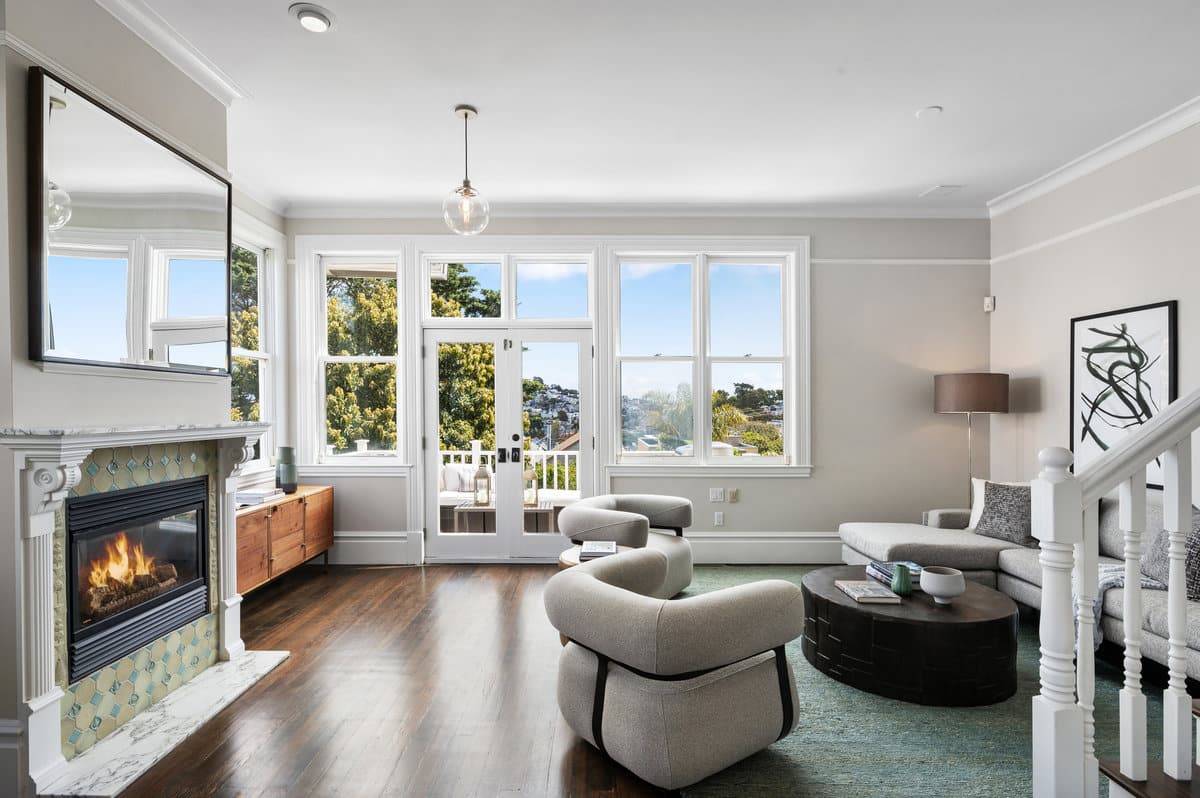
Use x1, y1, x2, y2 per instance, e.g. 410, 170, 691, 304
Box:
230, 210, 286, 480
604, 238, 810, 475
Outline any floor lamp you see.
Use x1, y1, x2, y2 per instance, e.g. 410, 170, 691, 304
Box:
934, 373, 1010, 505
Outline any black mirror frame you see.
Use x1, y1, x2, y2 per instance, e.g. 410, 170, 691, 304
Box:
27, 66, 233, 377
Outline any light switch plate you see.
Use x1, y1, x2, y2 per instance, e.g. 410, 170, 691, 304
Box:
728, 488, 739, 503
708, 487, 725, 502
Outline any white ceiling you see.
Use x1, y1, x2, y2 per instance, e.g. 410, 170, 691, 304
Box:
140, 0, 1200, 217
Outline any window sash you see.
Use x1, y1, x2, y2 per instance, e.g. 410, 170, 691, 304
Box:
615, 252, 792, 466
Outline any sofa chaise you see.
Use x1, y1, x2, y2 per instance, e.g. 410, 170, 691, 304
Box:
840, 492, 1200, 679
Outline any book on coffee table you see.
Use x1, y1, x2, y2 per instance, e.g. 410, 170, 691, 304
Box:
579, 540, 618, 561
867, 560, 924, 590
834, 579, 902, 604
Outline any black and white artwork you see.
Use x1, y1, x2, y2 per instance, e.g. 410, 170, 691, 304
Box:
1071, 301, 1177, 486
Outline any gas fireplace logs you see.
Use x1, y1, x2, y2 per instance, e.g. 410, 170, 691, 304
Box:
81, 532, 181, 623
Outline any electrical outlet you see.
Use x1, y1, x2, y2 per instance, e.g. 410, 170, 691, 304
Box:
728, 488, 739, 503
708, 487, 725, 502
714, 511, 724, 527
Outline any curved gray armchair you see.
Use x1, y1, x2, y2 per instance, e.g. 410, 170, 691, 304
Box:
558, 493, 693, 547
544, 548, 802, 789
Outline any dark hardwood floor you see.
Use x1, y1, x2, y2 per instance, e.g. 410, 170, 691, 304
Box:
123, 565, 671, 798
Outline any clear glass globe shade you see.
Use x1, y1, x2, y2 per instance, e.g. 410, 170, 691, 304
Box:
443, 184, 489, 236
47, 181, 72, 231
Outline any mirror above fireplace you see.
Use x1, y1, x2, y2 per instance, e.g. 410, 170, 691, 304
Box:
27, 67, 232, 375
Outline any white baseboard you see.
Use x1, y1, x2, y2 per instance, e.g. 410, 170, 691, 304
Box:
685, 531, 841, 564
308, 530, 423, 565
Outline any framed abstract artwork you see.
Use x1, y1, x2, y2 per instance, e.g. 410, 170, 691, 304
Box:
1070, 300, 1177, 487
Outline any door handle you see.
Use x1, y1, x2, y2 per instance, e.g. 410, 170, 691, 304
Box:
497, 448, 507, 464
510, 447, 521, 463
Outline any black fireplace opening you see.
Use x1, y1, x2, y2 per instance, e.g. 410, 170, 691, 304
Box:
66, 476, 209, 682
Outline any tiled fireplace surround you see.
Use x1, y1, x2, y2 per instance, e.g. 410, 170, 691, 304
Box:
0, 422, 278, 797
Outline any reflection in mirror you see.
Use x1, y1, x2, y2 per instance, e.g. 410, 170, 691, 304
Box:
32, 68, 231, 373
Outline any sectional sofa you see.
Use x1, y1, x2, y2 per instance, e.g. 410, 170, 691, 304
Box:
839, 493, 1200, 678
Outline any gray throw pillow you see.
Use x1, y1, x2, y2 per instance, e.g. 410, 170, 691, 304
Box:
1140, 504, 1200, 598
974, 482, 1035, 547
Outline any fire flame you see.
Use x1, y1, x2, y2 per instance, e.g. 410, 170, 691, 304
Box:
87, 532, 155, 589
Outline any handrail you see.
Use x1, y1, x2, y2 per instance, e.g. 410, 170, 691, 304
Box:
1077, 386, 1200, 505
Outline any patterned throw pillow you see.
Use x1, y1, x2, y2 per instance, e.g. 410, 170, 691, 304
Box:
1140, 505, 1200, 599
974, 482, 1035, 547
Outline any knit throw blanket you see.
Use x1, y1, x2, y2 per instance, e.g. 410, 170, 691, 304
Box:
1075, 563, 1165, 651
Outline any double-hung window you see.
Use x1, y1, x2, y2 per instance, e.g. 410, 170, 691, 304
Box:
230, 242, 272, 461
615, 247, 803, 468
320, 260, 399, 458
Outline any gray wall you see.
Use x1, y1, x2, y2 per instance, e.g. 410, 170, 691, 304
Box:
990, 123, 1200, 493
2, 0, 232, 427
286, 216, 991, 557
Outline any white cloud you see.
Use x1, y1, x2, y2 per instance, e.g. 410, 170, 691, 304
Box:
621, 261, 685, 280
518, 262, 586, 282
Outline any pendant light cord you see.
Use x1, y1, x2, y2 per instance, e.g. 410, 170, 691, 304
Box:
463, 112, 470, 184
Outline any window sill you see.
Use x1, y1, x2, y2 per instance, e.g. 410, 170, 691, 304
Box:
37, 359, 230, 383
605, 463, 813, 479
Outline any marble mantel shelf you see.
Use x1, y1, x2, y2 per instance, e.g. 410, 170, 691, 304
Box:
0, 421, 270, 449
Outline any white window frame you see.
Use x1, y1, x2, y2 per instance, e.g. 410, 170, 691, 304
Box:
228, 239, 273, 473
146, 238, 228, 365
318, 256, 404, 463
44, 232, 139, 362
422, 252, 594, 328
604, 238, 811, 478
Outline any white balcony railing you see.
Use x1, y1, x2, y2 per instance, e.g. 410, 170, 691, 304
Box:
440, 449, 578, 491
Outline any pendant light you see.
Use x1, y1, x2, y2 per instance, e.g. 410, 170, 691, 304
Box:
443, 104, 490, 235
47, 95, 71, 231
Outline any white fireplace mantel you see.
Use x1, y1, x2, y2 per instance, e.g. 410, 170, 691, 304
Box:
0, 422, 269, 797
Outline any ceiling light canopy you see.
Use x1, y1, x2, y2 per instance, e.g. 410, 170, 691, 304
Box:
443, 104, 490, 236
289, 3, 334, 33
915, 105, 944, 119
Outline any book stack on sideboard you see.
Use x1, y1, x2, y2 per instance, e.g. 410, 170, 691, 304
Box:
236, 485, 334, 594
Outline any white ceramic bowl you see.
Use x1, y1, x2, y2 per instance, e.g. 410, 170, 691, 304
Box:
920, 566, 966, 605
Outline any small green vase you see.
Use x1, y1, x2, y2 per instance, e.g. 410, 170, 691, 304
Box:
890, 564, 912, 596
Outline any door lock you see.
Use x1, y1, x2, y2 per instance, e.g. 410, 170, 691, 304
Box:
510, 447, 521, 463
497, 448, 507, 464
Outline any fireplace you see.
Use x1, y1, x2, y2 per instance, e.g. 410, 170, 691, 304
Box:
66, 476, 209, 682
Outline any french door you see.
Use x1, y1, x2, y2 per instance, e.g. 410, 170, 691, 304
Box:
423, 327, 592, 560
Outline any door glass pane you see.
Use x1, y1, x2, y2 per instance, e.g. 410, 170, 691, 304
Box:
620, 361, 693, 457
619, 261, 691, 355
516, 261, 588, 319
437, 340, 496, 534
326, 269, 397, 356
522, 342, 580, 533
324, 362, 397, 455
430, 262, 502, 318
167, 258, 225, 317
711, 362, 785, 458
709, 262, 782, 356
46, 254, 128, 362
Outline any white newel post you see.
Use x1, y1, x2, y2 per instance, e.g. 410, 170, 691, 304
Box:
1163, 437, 1193, 780
1032, 446, 1085, 798
19, 448, 87, 792
217, 437, 259, 662
1118, 472, 1147, 781
1075, 503, 1099, 798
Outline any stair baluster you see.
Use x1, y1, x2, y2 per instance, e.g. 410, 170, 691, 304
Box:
1163, 437, 1193, 780
1119, 472, 1148, 781
1077, 502, 1100, 798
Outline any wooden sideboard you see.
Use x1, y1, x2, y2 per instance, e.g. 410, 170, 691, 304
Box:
236, 485, 334, 594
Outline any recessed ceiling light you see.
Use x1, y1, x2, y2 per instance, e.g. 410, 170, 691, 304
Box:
918, 184, 964, 198
289, 3, 334, 33
915, 105, 944, 119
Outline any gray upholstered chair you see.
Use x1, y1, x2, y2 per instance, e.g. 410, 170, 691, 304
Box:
544, 548, 802, 790
558, 494, 694, 597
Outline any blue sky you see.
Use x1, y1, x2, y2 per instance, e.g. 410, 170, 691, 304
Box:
46, 255, 128, 362
167, 258, 226, 317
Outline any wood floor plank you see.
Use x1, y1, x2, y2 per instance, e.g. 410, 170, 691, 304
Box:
120, 564, 673, 798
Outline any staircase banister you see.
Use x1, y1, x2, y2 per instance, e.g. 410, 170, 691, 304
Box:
1077, 387, 1200, 505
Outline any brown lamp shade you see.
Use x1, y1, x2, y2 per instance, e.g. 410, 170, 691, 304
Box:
934, 373, 1010, 414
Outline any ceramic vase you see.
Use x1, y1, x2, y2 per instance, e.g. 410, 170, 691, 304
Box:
890, 563, 912, 596
276, 446, 298, 494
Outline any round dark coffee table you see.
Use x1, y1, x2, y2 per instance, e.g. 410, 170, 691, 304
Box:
800, 565, 1018, 706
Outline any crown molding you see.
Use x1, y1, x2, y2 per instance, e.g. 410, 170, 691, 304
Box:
0, 30, 231, 181
988, 94, 1200, 218
282, 200, 989, 221
94, 0, 246, 108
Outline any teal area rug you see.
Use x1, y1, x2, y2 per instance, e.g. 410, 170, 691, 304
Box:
679, 566, 1164, 798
